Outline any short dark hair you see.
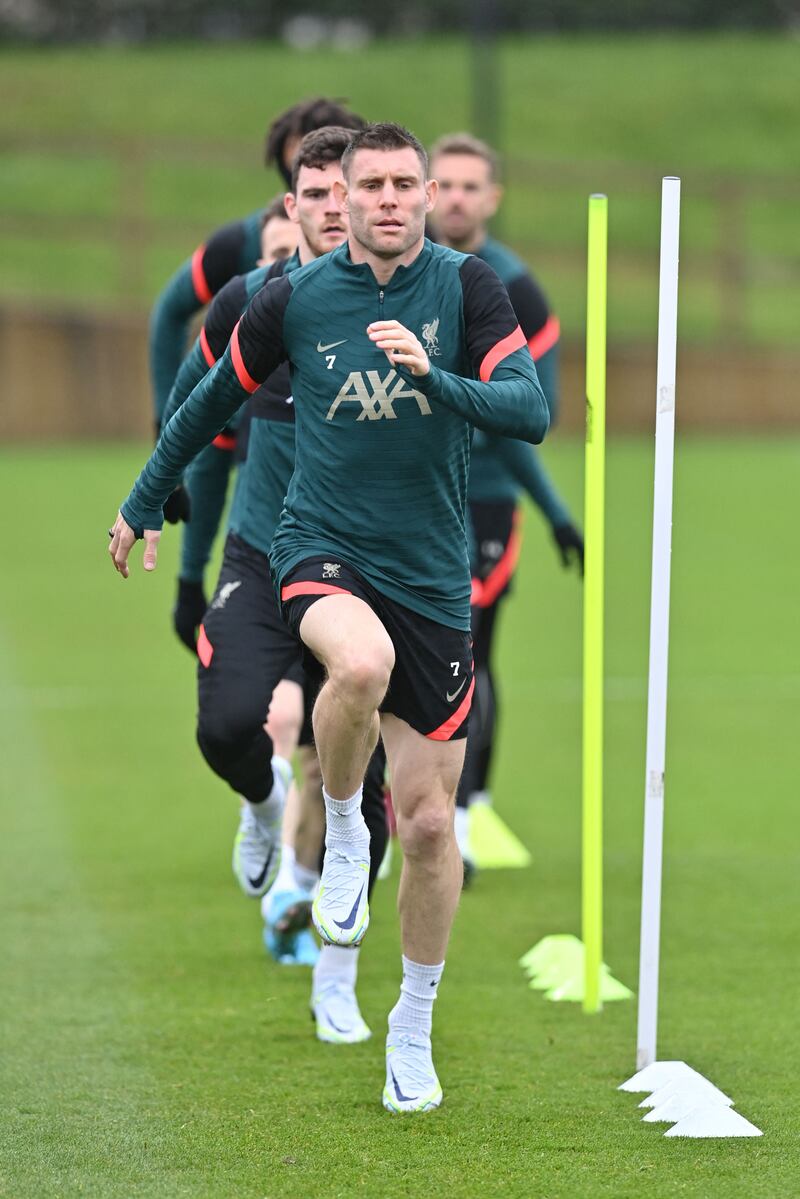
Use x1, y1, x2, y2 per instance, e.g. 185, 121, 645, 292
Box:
259, 194, 289, 230
290, 126, 354, 193
341, 122, 428, 182
429, 132, 500, 182
265, 97, 366, 185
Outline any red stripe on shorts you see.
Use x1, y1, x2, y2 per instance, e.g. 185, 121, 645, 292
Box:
475, 511, 522, 610
281, 582, 352, 601
197, 623, 213, 668
426, 676, 475, 742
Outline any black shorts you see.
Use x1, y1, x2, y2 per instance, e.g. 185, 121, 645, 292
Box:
198, 533, 316, 745
279, 556, 474, 742
470, 500, 522, 611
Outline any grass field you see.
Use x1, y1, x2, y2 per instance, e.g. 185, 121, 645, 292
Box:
1, 436, 798, 1197
2, 35, 799, 344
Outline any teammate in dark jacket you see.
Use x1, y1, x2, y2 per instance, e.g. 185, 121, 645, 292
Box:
110, 123, 549, 1114
149, 98, 366, 429
431, 133, 584, 879
164, 128, 389, 1036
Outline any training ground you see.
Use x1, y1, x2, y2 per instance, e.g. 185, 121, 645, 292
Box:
1, 437, 796, 1197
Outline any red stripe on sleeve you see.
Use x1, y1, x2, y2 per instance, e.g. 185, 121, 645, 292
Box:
199, 326, 217, 368
426, 676, 475, 741
190, 246, 213, 305
197, 624, 213, 668
230, 321, 260, 394
527, 315, 560, 361
479, 325, 526, 382
281, 582, 352, 601
212, 433, 236, 451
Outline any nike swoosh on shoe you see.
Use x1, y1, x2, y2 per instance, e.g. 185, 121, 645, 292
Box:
333, 886, 365, 931
247, 846, 274, 891
391, 1068, 417, 1104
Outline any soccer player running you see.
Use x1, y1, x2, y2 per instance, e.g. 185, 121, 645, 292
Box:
162, 127, 388, 1039
173, 196, 300, 653
430, 133, 584, 879
109, 123, 549, 1113
152, 99, 366, 642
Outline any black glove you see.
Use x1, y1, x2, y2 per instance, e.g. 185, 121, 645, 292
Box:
173, 578, 207, 652
163, 485, 192, 525
552, 522, 585, 575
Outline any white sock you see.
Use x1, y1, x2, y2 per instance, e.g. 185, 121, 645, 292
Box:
294, 861, 320, 894
388, 955, 444, 1039
323, 785, 368, 848
453, 805, 470, 858
269, 843, 298, 895
246, 755, 292, 825
313, 944, 359, 993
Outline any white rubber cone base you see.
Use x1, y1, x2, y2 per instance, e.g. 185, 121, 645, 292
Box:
618, 1060, 696, 1093
664, 1107, 762, 1138
643, 1090, 733, 1124
640, 1074, 731, 1111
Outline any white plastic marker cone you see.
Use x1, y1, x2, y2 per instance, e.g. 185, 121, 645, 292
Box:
664, 1108, 762, 1138
618, 179, 761, 1140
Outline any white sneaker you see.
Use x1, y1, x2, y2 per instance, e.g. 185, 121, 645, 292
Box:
312, 845, 370, 947
232, 759, 292, 898
312, 982, 371, 1044
383, 1031, 443, 1114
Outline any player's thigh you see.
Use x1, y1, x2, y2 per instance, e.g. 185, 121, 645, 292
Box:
299, 594, 395, 680
381, 712, 466, 817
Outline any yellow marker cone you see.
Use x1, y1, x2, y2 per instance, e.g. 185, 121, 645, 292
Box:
469, 802, 531, 870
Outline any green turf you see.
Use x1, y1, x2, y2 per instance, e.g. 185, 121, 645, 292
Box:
0, 437, 797, 1196
1, 35, 798, 345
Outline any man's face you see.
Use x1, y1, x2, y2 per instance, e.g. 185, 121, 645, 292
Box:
336, 147, 437, 260
285, 163, 348, 258
259, 215, 300, 265
431, 152, 500, 244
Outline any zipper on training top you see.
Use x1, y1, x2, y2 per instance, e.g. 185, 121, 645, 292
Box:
378, 288, 385, 317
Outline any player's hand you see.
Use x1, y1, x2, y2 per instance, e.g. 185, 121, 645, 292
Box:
552, 522, 584, 575
163, 484, 192, 525
173, 578, 207, 652
367, 320, 430, 376
108, 512, 160, 579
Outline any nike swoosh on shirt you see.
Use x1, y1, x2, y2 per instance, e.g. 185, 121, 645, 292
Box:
247, 845, 275, 891
446, 677, 468, 703
333, 886, 364, 931
317, 339, 347, 353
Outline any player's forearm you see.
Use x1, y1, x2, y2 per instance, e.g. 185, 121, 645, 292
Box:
179, 444, 235, 583
160, 339, 211, 431
148, 263, 202, 422
122, 353, 246, 533
494, 437, 571, 526
417, 360, 550, 443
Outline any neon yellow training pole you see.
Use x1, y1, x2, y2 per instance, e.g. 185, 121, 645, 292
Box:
582, 194, 608, 1014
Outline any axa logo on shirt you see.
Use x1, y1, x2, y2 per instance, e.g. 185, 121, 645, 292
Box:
326, 369, 432, 422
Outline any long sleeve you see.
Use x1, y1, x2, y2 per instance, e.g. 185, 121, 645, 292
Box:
414, 256, 549, 443
122, 275, 291, 535
160, 337, 212, 432
179, 443, 236, 583
506, 271, 560, 423
482, 435, 571, 527
148, 262, 200, 424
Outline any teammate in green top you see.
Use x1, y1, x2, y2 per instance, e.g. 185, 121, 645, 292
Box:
109, 123, 549, 1114
162, 127, 389, 1037
173, 196, 300, 652
430, 133, 584, 879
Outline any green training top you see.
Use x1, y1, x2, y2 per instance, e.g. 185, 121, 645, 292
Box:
121, 239, 549, 630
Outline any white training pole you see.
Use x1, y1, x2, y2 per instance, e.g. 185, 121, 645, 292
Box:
635, 177, 681, 1071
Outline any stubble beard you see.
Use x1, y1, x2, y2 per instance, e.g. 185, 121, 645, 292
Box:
349, 204, 425, 261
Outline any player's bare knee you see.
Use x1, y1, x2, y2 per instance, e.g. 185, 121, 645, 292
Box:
333, 646, 393, 709
397, 798, 454, 860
